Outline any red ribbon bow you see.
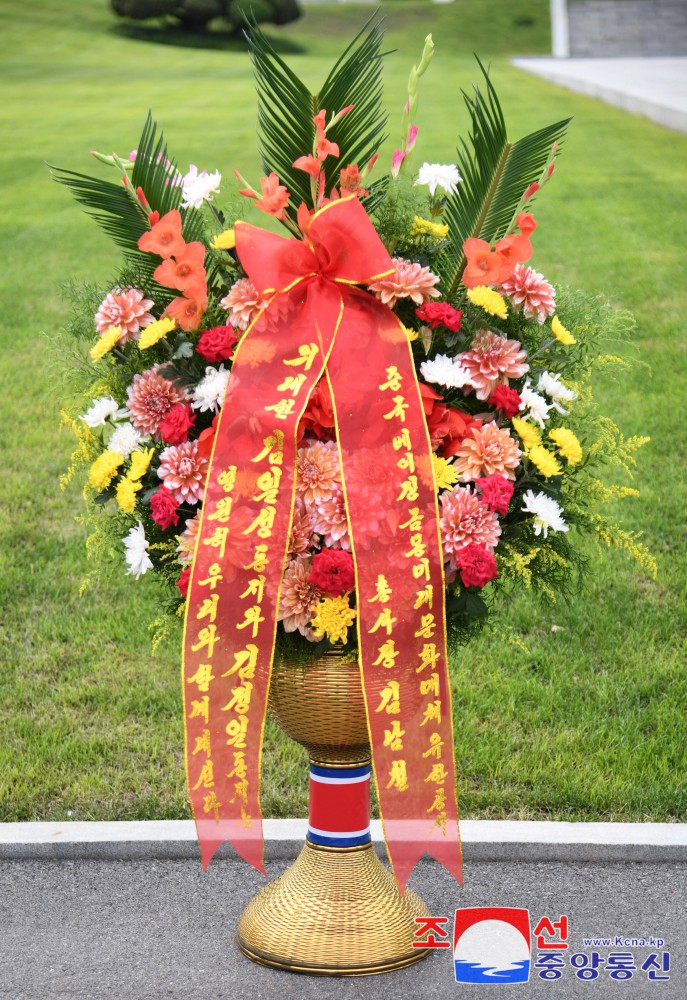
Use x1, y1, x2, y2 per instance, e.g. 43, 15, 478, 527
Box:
183, 197, 462, 890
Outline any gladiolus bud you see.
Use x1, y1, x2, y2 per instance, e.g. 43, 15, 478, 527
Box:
417, 34, 435, 76
391, 149, 406, 179
406, 125, 419, 153
523, 182, 540, 201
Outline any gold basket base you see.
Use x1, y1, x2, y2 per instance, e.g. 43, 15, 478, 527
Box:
236, 840, 432, 976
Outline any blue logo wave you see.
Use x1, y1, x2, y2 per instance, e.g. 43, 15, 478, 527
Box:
454, 959, 530, 984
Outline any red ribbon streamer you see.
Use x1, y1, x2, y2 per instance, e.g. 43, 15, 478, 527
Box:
182, 197, 462, 890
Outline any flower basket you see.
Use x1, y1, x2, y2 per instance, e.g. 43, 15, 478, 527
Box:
53, 18, 654, 977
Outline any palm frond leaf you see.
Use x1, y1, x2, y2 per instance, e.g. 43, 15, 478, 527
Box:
438, 59, 570, 299
247, 17, 388, 216
50, 113, 204, 283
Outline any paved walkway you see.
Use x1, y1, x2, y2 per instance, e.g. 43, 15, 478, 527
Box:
512, 57, 687, 132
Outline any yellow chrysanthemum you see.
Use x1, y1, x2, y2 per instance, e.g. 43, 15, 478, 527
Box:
549, 427, 582, 466
432, 454, 458, 491
88, 450, 124, 491
466, 285, 508, 320
115, 476, 142, 514
528, 445, 563, 478
128, 447, 154, 482
310, 594, 357, 646
409, 216, 449, 241
511, 417, 542, 453
403, 324, 419, 342
551, 315, 576, 345
90, 325, 123, 362
138, 316, 176, 350
210, 228, 238, 250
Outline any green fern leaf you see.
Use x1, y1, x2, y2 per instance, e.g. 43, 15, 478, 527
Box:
438, 59, 571, 299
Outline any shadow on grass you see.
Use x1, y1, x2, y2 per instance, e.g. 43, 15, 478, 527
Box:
111, 21, 305, 54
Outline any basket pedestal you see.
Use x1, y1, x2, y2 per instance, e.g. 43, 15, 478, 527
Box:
235, 654, 432, 975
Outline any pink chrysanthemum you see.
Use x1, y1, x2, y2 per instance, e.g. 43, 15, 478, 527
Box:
288, 498, 316, 558
458, 330, 529, 401
127, 364, 188, 438
176, 514, 200, 565
296, 439, 341, 504
368, 257, 441, 308
453, 421, 522, 482
220, 277, 269, 331
310, 486, 351, 550
500, 264, 556, 324
439, 485, 501, 565
278, 556, 323, 637
157, 440, 208, 505
95, 287, 155, 343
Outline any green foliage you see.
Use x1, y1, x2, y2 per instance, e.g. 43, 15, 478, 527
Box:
437, 60, 570, 299
248, 17, 388, 215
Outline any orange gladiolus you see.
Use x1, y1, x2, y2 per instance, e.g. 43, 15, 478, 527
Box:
254, 172, 290, 221
293, 154, 321, 179
462, 237, 512, 288
138, 209, 186, 259
165, 294, 207, 331
154, 242, 206, 295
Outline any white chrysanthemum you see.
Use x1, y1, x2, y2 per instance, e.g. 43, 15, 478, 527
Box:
80, 396, 127, 427
123, 521, 153, 579
191, 364, 231, 413
420, 354, 474, 390
519, 380, 552, 428
415, 162, 461, 196
108, 421, 143, 458
181, 164, 221, 210
521, 490, 569, 538
537, 371, 578, 415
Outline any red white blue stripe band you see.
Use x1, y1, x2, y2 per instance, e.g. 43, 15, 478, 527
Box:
307, 763, 371, 847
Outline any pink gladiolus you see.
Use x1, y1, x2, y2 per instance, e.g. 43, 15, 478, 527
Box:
391, 149, 405, 178
406, 125, 419, 152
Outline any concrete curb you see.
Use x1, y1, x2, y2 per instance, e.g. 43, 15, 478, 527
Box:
511, 56, 687, 134
2, 820, 686, 863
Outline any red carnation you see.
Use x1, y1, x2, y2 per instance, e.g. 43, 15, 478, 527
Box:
476, 474, 515, 516
308, 549, 355, 597
177, 566, 191, 598
150, 486, 180, 530
489, 385, 522, 419
456, 544, 498, 588
196, 324, 238, 363
159, 403, 196, 445
415, 302, 463, 332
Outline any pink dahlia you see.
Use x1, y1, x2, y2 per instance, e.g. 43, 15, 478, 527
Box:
439, 485, 501, 566
278, 556, 323, 636
127, 364, 188, 438
453, 421, 522, 482
176, 514, 200, 565
368, 257, 441, 308
458, 330, 529, 401
288, 498, 316, 558
220, 277, 269, 331
95, 287, 155, 343
500, 264, 556, 324
296, 439, 340, 504
310, 486, 351, 550
157, 440, 208, 505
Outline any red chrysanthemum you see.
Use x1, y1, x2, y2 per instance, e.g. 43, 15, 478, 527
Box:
308, 549, 355, 597
456, 544, 499, 588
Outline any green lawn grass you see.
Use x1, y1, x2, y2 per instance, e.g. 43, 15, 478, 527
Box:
1, 0, 685, 823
